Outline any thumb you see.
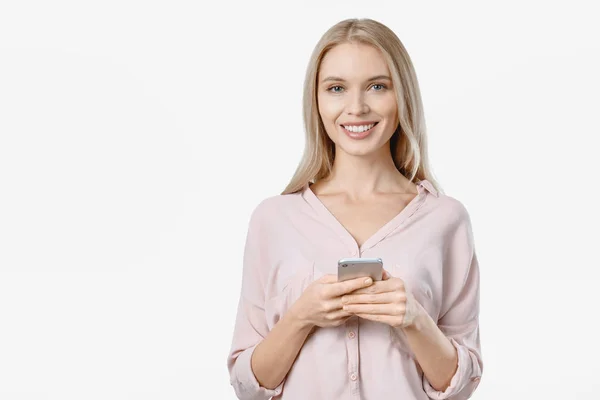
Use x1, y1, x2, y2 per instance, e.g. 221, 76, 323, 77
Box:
318, 274, 338, 283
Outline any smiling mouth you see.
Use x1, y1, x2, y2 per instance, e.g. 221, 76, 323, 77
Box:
340, 122, 379, 139
341, 122, 379, 132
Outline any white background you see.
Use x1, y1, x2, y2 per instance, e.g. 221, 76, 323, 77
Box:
1, 1, 599, 399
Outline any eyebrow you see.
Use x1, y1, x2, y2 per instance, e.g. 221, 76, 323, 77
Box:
320, 75, 392, 83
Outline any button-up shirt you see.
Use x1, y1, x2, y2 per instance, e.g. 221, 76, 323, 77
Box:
227, 179, 483, 399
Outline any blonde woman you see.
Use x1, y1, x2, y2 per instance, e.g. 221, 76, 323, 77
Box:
227, 18, 483, 400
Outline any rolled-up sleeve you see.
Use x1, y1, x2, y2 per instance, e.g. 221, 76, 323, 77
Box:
423, 205, 483, 400
227, 205, 284, 400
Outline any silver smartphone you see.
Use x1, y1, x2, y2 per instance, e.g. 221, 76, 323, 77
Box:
337, 257, 383, 282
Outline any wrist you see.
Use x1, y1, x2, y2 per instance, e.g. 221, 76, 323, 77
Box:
402, 300, 428, 332
287, 304, 315, 332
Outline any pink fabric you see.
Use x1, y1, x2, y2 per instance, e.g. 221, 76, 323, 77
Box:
227, 180, 483, 400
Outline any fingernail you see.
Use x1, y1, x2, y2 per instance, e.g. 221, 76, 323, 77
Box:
364, 278, 373, 285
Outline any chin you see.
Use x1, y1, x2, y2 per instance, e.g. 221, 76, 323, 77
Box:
336, 140, 384, 158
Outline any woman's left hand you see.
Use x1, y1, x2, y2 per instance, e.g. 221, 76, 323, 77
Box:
341, 269, 423, 329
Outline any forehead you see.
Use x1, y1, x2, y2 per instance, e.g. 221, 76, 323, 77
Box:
318, 42, 390, 81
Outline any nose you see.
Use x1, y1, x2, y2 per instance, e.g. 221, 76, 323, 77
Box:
346, 91, 369, 116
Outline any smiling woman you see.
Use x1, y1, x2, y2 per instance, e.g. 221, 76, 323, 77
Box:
227, 18, 483, 400
317, 44, 398, 153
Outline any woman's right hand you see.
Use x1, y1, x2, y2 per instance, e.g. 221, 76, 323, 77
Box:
289, 274, 374, 329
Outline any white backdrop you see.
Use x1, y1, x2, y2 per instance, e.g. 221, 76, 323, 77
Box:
1, 1, 599, 399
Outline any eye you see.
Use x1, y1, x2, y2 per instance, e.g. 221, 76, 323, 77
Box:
327, 85, 344, 93
371, 83, 387, 91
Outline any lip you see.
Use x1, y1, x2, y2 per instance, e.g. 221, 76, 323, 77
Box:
340, 121, 379, 127
340, 122, 378, 140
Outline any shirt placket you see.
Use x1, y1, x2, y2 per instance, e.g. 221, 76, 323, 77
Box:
346, 315, 361, 397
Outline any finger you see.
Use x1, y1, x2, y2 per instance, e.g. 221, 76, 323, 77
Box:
342, 291, 405, 305
343, 303, 405, 315
318, 274, 338, 284
323, 298, 347, 312
382, 269, 391, 280
325, 309, 353, 321
349, 281, 394, 295
355, 313, 402, 326
328, 276, 374, 297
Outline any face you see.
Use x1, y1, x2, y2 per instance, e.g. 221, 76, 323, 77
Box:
317, 42, 399, 158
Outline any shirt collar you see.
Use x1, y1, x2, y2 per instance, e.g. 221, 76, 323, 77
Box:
302, 178, 439, 198
417, 179, 439, 198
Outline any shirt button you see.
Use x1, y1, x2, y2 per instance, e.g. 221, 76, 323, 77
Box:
350, 373, 358, 381
348, 331, 356, 339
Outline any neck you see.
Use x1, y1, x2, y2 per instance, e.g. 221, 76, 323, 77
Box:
322, 145, 412, 198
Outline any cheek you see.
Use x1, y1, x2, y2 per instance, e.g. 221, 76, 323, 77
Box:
373, 95, 398, 118
377, 100, 399, 135
317, 95, 342, 124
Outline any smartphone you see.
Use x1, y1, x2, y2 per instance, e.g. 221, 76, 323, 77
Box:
337, 257, 383, 282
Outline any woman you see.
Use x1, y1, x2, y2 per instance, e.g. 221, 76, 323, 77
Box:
227, 18, 483, 400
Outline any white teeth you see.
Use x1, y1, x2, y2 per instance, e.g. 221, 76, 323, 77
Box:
343, 123, 376, 133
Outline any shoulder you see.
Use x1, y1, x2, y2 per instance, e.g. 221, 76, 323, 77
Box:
248, 191, 305, 228
427, 194, 478, 257
417, 191, 476, 248
425, 191, 472, 226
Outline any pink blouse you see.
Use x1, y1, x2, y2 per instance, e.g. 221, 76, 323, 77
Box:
227, 179, 483, 399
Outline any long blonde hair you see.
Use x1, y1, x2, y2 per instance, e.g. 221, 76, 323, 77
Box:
281, 18, 443, 195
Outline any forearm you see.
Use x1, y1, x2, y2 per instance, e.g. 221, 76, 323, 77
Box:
251, 307, 314, 390
402, 302, 458, 392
